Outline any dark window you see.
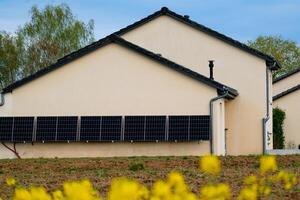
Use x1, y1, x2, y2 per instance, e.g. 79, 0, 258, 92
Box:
36, 117, 57, 141
124, 116, 145, 141
12, 117, 34, 142
101, 116, 122, 141
56, 117, 78, 141
145, 116, 166, 141
168, 116, 189, 141
0, 117, 14, 141
80, 116, 101, 141
190, 115, 210, 140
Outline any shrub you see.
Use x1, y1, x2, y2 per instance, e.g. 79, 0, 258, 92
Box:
273, 107, 286, 149
129, 162, 145, 171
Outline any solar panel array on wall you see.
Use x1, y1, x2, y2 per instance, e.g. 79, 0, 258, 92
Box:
0, 115, 209, 142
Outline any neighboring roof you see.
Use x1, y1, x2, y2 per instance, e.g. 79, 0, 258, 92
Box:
114, 7, 280, 70
273, 67, 300, 84
273, 84, 300, 101
2, 35, 238, 98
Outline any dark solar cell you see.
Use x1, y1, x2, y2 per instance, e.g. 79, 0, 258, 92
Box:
168, 116, 189, 141
190, 115, 210, 140
0, 117, 14, 141
145, 116, 166, 141
56, 117, 78, 141
36, 117, 57, 141
101, 116, 122, 141
80, 116, 101, 141
124, 116, 145, 141
12, 117, 34, 142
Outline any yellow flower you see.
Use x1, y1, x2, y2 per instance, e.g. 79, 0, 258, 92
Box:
275, 170, 298, 190
238, 187, 257, 200
13, 187, 51, 200
52, 190, 63, 200
200, 183, 231, 200
259, 156, 277, 175
63, 179, 101, 200
244, 175, 257, 185
6, 177, 16, 186
259, 185, 271, 196
200, 155, 221, 175
108, 177, 148, 200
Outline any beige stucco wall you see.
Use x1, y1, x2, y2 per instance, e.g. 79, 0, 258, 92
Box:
122, 15, 269, 155
273, 72, 300, 96
0, 141, 210, 159
0, 43, 216, 116
273, 90, 300, 148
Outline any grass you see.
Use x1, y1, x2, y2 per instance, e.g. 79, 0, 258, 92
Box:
0, 156, 299, 199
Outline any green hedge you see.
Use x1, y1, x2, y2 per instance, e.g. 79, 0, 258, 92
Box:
273, 107, 286, 149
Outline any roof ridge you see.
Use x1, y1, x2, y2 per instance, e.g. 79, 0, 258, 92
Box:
273, 67, 300, 84
112, 7, 280, 69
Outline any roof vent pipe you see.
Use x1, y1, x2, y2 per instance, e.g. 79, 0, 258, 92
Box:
209, 60, 214, 80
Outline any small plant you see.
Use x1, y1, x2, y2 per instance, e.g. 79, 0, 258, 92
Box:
129, 162, 145, 171
273, 107, 286, 149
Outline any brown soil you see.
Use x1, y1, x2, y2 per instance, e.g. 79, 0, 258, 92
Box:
0, 156, 299, 199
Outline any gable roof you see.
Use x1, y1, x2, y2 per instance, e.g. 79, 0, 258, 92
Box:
273, 84, 300, 101
273, 67, 300, 84
114, 7, 280, 70
2, 35, 238, 98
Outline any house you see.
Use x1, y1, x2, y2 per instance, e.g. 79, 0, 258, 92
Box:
273, 68, 300, 149
0, 7, 280, 158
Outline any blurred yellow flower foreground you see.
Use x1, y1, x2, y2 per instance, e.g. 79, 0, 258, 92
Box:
2, 155, 298, 200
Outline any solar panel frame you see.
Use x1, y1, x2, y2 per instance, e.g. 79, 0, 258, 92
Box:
101, 116, 122, 141
145, 116, 166, 141
36, 116, 58, 142
80, 116, 102, 141
56, 116, 78, 141
168, 116, 189, 141
189, 115, 210, 140
12, 117, 34, 142
124, 116, 145, 141
0, 117, 14, 142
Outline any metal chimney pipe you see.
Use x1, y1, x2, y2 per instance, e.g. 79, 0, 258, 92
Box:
209, 60, 214, 80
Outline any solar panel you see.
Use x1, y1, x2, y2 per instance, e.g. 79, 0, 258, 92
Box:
168, 116, 189, 141
80, 116, 101, 141
190, 115, 210, 140
124, 116, 145, 141
0, 117, 14, 141
145, 116, 166, 141
36, 117, 57, 141
56, 117, 78, 141
101, 116, 122, 141
12, 117, 34, 142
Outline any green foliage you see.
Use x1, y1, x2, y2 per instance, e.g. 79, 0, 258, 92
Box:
0, 3, 94, 89
0, 32, 24, 88
248, 35, 300, 77
129, 162, 145, 171
273, 107, 286, 149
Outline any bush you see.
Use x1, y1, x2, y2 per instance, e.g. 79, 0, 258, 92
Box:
129, 162, 145, 171
273, 107, 286, 149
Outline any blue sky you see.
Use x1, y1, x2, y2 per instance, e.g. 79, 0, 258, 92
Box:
0, 0, 299, 44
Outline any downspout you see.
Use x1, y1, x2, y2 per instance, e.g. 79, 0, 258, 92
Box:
0, 92, 4, 106
209, 90, 229, 154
